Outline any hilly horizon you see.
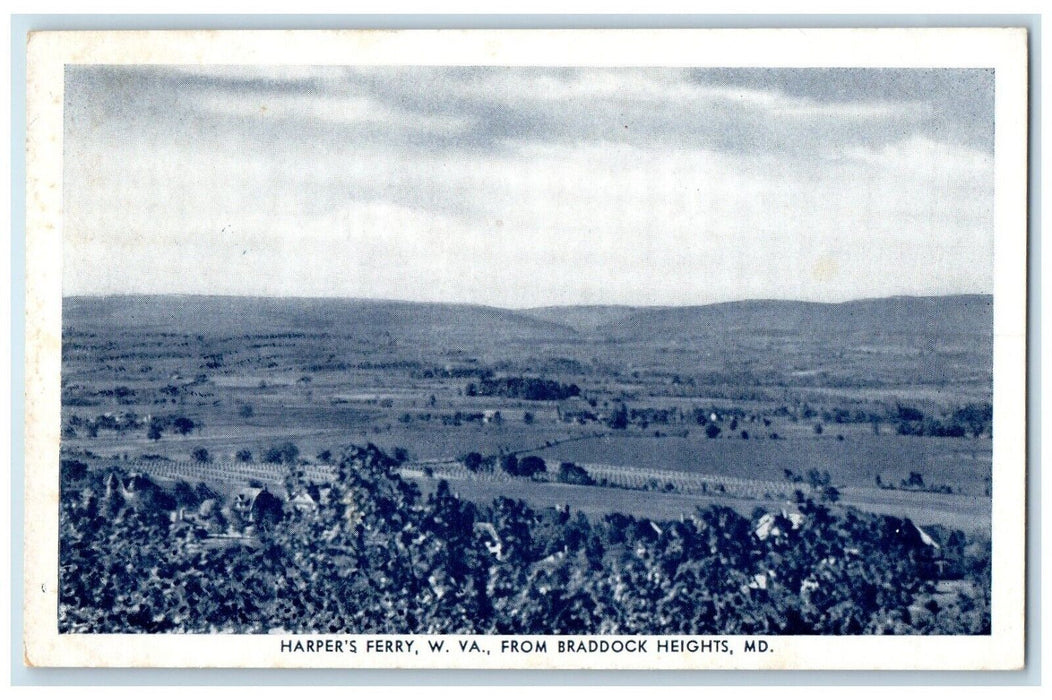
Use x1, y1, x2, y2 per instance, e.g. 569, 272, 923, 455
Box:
65, 292, 993, 340
585, 295, 992, 341
62, 294, 578, 343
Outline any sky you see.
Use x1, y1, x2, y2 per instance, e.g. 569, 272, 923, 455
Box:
63, 66, 995, 307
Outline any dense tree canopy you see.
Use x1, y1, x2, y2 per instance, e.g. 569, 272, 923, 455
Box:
467, 377, 581, 401
59, 445, 990, 635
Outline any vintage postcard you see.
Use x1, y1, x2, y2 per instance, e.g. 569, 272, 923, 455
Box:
23, 28, 1028, 670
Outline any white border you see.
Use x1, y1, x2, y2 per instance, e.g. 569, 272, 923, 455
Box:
23, 27, 1029, 670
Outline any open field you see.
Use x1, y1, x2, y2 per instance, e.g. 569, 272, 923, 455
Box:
522, 433, 991, 496
101, 450, 990, 535
61, 294, 993, 535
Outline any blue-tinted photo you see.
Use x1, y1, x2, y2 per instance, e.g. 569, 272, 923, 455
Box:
58, 66, 994, 635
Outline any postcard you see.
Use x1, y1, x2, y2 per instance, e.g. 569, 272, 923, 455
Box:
23, 27, 1028, 669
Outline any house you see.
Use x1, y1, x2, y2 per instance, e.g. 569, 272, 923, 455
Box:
748, 571, 776, 591
104, 472, 174, 514
913, 523, 941, 550
232, 486, 283, 528
883, 516, 942, 552
288, 491, 318, 513
473, 522, 504, 560
557, 397, 597, 424
754, 507, 806, 540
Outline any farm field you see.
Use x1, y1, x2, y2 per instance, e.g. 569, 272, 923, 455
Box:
61, 294, 993, 535
110, 451, 990, 535
522, 433, 992, 496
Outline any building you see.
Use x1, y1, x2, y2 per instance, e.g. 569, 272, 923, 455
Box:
232, 486, 283, 528
557, 397, 597, 424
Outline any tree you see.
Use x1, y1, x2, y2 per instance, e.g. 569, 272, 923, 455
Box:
557, 462, 594, 486
235, 449, 253, 463
173, 416, 196, 435
953, 403, 992, 437
462, 452, 483, 472
264, 442, 299, 465
172, 480, 198, 508
500, 454, 519, 476
904, 471, 925, 489
194, 481, 218, 503
238, 404, 254, 419
60, 459, 88, 487
705, 423, 721, 439
191, 447, 211, 463
518, 455, 547, 478
807, 469, 831, 489
607, 403, 628, 430
523, 411, 534, 425
147, 420, 162, 441
897, 404, 925, 422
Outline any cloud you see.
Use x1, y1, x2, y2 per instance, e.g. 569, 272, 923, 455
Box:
186, 79, 472, 138
62, 65, 995, 304
67, 65, 992, 158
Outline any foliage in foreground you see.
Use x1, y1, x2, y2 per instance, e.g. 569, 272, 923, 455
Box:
59, 445, 990, 635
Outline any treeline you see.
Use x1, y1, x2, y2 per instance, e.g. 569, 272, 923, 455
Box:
59, 445, 990, 635
460, 452, 593, 485
62, 412, 198, 440
895, 403, 992, 438
466, 377, 581, 401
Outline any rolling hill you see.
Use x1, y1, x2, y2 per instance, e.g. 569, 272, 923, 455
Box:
62, 295, 579, 343
583, 295, 993, 343
63, 294, 993, 390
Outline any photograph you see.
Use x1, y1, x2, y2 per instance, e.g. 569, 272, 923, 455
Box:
22, 28, 1029, 670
